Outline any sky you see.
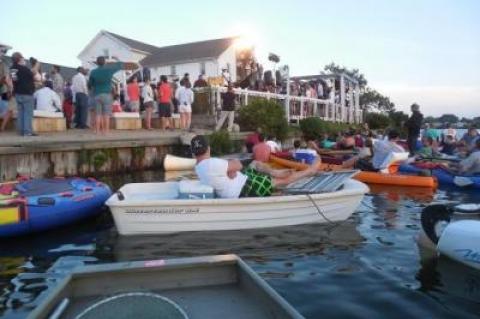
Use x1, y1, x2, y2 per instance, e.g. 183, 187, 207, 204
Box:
1, 0, 479, 117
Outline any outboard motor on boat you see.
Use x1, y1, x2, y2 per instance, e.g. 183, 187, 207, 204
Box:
421, 204, 480, 270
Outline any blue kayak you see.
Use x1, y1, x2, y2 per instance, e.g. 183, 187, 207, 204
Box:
0, 178, 112, 237
398, 164, 480, 188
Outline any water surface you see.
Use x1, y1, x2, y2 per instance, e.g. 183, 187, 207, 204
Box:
1, 171, 479, 318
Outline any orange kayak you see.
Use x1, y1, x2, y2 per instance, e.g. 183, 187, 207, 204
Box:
269, 155, 438, 188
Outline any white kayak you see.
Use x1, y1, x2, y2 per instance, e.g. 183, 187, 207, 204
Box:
163, 154, 196, 171
106, 179, 368, 236
420, 204, 480, 270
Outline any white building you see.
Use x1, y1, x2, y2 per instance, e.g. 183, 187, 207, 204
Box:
78, 30, 247, 84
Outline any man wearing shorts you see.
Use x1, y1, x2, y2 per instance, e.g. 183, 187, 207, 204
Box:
191, 135, 321, 198
88, 56, 138, 134
157, 75, 173, 130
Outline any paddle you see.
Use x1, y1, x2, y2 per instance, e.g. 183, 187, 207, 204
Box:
453, 176, 474, 187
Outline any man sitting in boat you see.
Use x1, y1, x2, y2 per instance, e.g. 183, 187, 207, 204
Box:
455, 139, 480, 175
343, 130, 405, 172
191, 135, 322, 198
252, 134, 271, 163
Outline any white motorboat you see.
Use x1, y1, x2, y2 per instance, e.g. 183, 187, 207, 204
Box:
419, 204, 480, 270
106, 175, 368, 236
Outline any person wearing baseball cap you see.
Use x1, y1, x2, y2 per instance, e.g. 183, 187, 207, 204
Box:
191, 135, 321, 198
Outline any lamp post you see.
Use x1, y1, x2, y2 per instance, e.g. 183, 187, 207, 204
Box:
268, 53, 280, 88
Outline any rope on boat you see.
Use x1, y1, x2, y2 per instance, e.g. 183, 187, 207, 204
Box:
306, 194, 334, 224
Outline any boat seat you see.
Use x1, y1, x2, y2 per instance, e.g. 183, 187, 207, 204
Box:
178, 180, 214, 199
455, 204, 480, 214
284, 170, 359, 194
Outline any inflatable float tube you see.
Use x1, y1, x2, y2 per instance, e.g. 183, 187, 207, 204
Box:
421, 204, 480, 270
0, 178, 112, 237
164, 154, 196, 171
398, 163, 480, 188
269, 155, 437, 188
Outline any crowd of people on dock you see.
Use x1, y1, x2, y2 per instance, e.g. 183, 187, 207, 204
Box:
0, 44, 213, 136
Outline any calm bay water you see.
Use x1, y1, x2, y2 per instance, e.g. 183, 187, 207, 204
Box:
1, 170, 479, 318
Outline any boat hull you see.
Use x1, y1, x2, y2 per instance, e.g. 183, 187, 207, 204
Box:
270, 155, 437, 188
106, 180, 368, 235
438, 220, 480, 270
0, 178, 112, 237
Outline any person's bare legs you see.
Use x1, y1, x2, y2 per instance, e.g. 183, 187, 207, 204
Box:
1, 111, 12, 131
186, 112, 191, 130
249, 161, 293, 178
95, 114, 102, 134
145, 107, 152, 129
180, 112, 186, 129
160, 117, 166, 130
103, 114, 110, 134
272, 160, 323, 187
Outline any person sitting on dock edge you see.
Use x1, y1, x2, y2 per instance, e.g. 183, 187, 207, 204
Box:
191, 135, 322, 198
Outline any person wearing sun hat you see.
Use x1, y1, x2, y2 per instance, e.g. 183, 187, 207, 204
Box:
191, 135, 322, 198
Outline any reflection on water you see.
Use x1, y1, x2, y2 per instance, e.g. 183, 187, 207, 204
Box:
1, 171, 480, 318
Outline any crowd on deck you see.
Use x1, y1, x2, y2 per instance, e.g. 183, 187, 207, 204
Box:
0, 43, 224, 136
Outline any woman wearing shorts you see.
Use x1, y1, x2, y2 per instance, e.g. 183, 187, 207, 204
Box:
157, 75, 173, 130
142, 78, 154, 129
175, 81, 194, 130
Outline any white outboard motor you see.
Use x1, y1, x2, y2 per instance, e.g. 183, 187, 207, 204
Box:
421, 204, 480, 270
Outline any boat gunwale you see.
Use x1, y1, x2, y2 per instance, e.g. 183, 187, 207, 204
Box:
105, 179, 369, 208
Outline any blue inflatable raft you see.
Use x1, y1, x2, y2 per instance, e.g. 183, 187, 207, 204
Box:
0, 178, 112, 237
398, 164, 480, 188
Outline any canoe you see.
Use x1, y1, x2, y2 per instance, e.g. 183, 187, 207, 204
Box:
0, 178, 112, 237
163, 154, 196, 171
420, 204, 480, 270
269, 155, 437, 188
28, 254, 304, 319
398, 163, 480, 188
106, 179, 368, 235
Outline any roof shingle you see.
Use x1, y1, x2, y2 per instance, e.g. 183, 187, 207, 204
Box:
139, 37, 236, 67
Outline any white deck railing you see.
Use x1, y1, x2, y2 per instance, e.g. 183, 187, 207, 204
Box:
194, 87, 363, 124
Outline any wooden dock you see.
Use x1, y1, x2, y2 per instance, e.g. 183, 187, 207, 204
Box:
0, 129, 248, 181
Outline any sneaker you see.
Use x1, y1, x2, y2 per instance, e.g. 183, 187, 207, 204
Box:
24, 133, 38, 137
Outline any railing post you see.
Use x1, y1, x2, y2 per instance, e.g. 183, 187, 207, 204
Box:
300, 98, 304, 120
245, 89, 248, 106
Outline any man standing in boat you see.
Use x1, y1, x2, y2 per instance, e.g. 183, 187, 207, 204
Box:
191, 135, 322, 198
404, 103, 423, 156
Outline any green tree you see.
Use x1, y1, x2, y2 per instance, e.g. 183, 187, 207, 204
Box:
365, 112, 391, 130
360, 88, 395, 112
438, 114, 459, 124
238, 99, 289, 141
323, 62, 368, 89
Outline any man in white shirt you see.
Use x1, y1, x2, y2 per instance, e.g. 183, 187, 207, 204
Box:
458, 139, 480, 175
34, 80, 61, 113
343, 130, 405, 172
71, 67, 89, 128
191, 135, 321, 198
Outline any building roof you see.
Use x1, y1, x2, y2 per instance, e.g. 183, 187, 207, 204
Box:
3, 56, 77, 82
140, 37, 237, 67
104, 31, 159, 54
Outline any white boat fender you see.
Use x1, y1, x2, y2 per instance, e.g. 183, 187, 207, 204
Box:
421, 204, 453, 244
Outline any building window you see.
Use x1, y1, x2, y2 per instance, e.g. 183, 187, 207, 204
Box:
200, 62, 206, 75
103, 49, 110, 58
170, 65, 177, 76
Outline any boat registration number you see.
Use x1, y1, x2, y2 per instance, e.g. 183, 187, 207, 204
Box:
125, 208, 200, 214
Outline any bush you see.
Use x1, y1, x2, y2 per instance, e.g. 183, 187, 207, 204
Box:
299, 118, 354, 140
238, 99, 289, 141
208, 130, 233, 156
365, 112, 390, 130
